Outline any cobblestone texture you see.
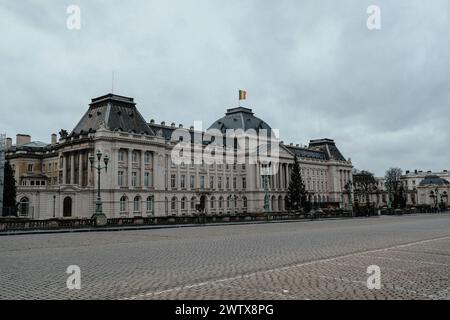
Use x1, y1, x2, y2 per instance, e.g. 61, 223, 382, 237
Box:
1, 214, 450, 299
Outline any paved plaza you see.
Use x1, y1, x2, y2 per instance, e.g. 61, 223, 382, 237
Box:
1, 214, 450, 300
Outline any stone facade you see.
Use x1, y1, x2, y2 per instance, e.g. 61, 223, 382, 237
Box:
4, 94, 353, 219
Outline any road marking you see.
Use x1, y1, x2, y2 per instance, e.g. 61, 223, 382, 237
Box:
123, 235, 450, 300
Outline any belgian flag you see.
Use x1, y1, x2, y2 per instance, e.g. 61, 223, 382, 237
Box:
239, 90, 247, 100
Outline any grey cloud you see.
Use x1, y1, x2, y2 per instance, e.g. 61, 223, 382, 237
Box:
1, 0, 449, 176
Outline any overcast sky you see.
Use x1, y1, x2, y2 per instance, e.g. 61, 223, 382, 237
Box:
1, 0, 449, 176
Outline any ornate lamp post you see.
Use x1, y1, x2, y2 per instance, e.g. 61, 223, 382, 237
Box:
89, 150, 109, 225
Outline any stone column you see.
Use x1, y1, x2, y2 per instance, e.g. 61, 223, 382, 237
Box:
70, 153, 75, 185
62, 153, 67, 184
141, 150, 145, 188
78, 151, 83, 186
128, 149, 133, 188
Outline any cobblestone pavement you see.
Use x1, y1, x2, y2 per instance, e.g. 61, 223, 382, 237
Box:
1, 214, 450, 300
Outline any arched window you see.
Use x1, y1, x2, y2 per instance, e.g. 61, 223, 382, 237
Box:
219, 197, 224, 209
133, 196, 141, 212
19, 197, 29, 217
243, 196, 248, 208
146, 196, 154, 214
63, 197, 72, 217
181, 197, 187, 210
210, 197, 215, 209
278, 195, 283, 211
227, 196, 231, 208
120, 196, 128, 213
171, 197, 178, 211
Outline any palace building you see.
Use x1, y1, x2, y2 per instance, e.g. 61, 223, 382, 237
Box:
4, 93, 353, 219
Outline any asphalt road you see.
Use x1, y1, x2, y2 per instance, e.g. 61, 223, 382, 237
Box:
1, 214, 450, 299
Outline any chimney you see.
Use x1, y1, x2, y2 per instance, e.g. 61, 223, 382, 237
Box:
179, 124, 183, 128
161, 121, 165, 126
51, 134, 57, 145
16, 134, 31, 146
6, 137, 12, 148
405, 170, 410, 174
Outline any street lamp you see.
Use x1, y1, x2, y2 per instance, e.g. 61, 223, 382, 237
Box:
89, 150, 109, 225
53, 194, 56, 218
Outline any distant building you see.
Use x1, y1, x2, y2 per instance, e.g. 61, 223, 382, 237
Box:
364, 170, 450, 209
5, 93, 353, 219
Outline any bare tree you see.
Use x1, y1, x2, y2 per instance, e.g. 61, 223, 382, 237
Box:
385, 167, 406, 208
353, 170, 378, 208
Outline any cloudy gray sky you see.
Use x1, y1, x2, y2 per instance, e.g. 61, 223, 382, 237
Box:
1, 0, 449, 176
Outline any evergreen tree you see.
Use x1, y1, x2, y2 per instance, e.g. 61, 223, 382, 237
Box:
3, 161, 16, 212
288, 155, 308, 211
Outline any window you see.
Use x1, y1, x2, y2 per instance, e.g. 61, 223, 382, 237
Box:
19, 197, 29, 216
171, 197, 177, 211
132, 151, 138, 163
118, 150, 125, 162
171, 174, 177, 189
144, 172, 150, 187
233, 177, 237, 189
27, 164, 33, 172
242, 177, 247, 190
226, 177, 230, 189
209, 176, 214, 189
200, 176, 205, 189
242, 164, 246, 170
190, 175, 195, 189
146, 196, 154, 213
120, 196, 128, 212
131, 172, 137, 187
219, 197, 223, 209
210, 197, 215, 209
144, 152, 151, 164
218, 176, 222, 189
181, 197, 187, 210
134, 196, 141, 212
243, 197, 248, 208
191, 197, 196, 210
181, 175, 186, 189
118, 171, 124, 186
227, 196, 231, 208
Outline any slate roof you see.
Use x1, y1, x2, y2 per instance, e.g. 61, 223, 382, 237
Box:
284, 145, 327, 160
208, 107, 272, 134
71, 94, 154, 136
419, 175, 450, 186
308, 139, 346, 161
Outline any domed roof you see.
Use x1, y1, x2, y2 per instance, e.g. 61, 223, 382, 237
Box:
208, 107, 272, 134
419, 175, 450, 186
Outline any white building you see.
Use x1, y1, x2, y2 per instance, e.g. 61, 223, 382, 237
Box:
4, 94, 353, 219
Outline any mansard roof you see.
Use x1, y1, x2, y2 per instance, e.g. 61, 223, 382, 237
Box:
71, 94, 154, 136
308, 139, 346, 161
